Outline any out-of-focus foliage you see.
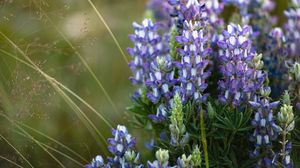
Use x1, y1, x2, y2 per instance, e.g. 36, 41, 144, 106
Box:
0, 0, 147, 167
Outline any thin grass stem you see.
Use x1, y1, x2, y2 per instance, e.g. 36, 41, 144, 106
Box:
31, 0, 120, 115
87, 0, 129, 64
0, 114, 66, 168
0, 155, 24, 168
0, 35, 109, 149
0, 134, 34, 168
0, 49, 113, 128
20, 123, 88, 163
14, 131, 85, 167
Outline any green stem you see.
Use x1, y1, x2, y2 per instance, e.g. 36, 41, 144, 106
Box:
200, 106, 209, 168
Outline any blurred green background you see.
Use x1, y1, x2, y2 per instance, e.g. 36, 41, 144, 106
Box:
0, 0, 289, 167
0, 0, 148, 167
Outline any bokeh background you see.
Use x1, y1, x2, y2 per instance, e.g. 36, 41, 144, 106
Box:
0, 0, 289, 167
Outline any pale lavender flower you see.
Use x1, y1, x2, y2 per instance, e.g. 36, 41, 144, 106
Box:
86, 125, 143, 168
146, 55, 175, 104
249, 87, 280, 168
284, 7, 300, 62
147, 0, 172, 25
175, 20, 211, 104
217, 23, 266, 106
128, 19, 163, 98
168, 0, 207, 32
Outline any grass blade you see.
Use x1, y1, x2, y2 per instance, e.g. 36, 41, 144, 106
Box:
0, 35, 108, 150
0, 134, 34, 168
0, 155, 24, 168
87, 0, 129, 64
15, 131, 85, 167
0, 48, 114, 128
1, 114, 66, 168
31, 0, 120, 115
20, 123, 88, 163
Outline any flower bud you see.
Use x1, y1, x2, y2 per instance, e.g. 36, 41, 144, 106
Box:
155, 149, 169, 163
191, 146, 202, 166
289, 62, 300, 82
177, 154, 192, 167
282, 91, 291, 106
260, 87, 271, 97
124, 150, 136, 162
278, 104, 294, 125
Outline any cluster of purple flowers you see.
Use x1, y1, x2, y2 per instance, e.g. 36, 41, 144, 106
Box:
168, 0, 208, 32
147, 0, 171, 24
87, 126, 202, 168
86, 125, 143, 168
128, 19, 163, 95
217, 23, 265, 106
283, 1, 300, 62
249, 87, 280, 167
87, 0, 300, 168
175, 20, 211, 103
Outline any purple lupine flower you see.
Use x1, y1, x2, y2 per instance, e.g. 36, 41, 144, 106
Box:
223, 0, 277, 51
217, 23, 266, 106
222, 0, 275, 20
264, 27, 289, 97
168, 0, 207, 33
284, 6, 300, 62
85, 155, 105, 168
146, 55, 175, 104
147, 0, 172, 25
175, 20, 211, 104
147, 149, 171, 168
107, 125, 136, 157
86, 125, 143, 168
199, 0, 224, 43
249, 87, 280, 168
128, 19, 163, 98
148, 103, 169, 122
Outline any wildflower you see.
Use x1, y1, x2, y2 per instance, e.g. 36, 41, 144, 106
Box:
148, 103, 169, 122
284, 5, 300, 62
147, 0, 171, 25
217, 23, 265, 106
175, 20, 211, 103
190, 146, 202, 167
288, 62, 300, 106
177, 154, 192, 168
148, 149, 171, 168
86, 155, 105, 168
276, 91, 295, 168
146, 55, 175, 104
249, 87, 280, 167
168, 0, 207, 32
86, 125, 143, 168
128, 19, 163, 98
169, 93, 189, 146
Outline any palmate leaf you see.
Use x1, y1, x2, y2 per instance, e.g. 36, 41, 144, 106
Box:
213, 107, 253, 133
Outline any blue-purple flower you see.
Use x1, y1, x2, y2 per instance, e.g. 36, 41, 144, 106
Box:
128, 19, 164, 98
284, 5, 300, 62
217, 23, 265, 106
249, 87, 280, 167
147, 0, 172, 24
175, 20, 211, 103
86, 125, 143, 168
168, 0, 207, 32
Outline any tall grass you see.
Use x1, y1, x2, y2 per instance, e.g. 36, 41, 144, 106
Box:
0, 0, 145, 166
